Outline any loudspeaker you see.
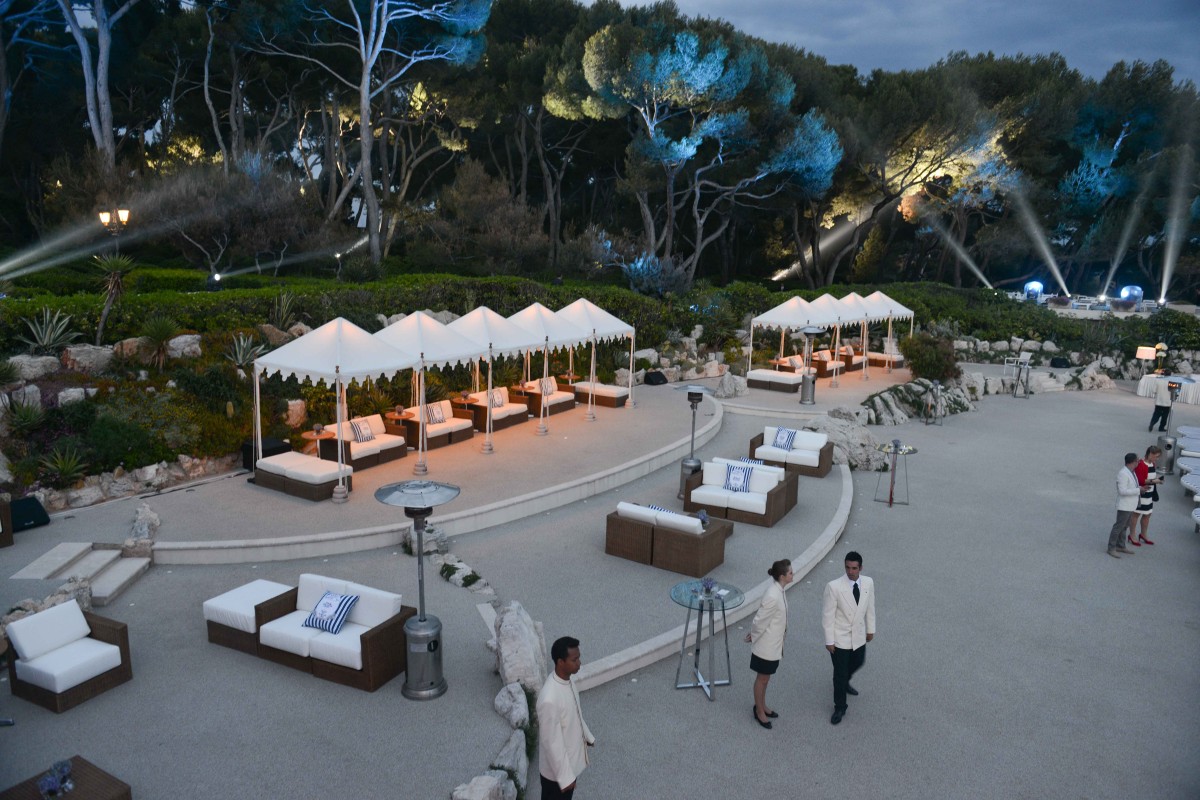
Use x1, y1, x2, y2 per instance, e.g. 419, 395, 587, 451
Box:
1050, 356, 1070, 368
242, 437, 290, 471
644, 371, 668, 386
9, 497, 50, 532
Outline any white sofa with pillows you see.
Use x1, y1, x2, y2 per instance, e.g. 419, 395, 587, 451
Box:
683, 460, 795, 527
748, 426, 833, 477
466, 387, 530, 431
572, 381, 630, 408
255, 573, 416, 692
318, 413, 407, 470
604, 501, 728, 576
404, 399, 475, 449
522, 377, 576, 416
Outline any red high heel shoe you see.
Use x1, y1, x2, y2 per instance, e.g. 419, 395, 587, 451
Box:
1127, 537, 1141, 547
1140, 535, 1154, 545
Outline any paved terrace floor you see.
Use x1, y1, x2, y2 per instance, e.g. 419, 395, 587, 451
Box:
2, 364, 1198, 797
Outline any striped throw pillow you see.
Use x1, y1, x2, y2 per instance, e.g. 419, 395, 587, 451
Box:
302, 591, 359, 635
350, 418, 375, 443
740, 457, 765, 465
540, 376, 556, 396
426, 403, 446, 424
723, 464, 752, 493
772, 427, 796, 450
789, 356, 803, 368
490, 388, 505, 408
647, 504, 670, 513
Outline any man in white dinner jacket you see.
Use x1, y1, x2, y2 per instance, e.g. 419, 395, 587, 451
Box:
537, 636, 595, 799
1107, 452, 1141, 558
822, 551, 876, 725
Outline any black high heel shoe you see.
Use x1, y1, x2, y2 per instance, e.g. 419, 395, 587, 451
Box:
753, 706, 772, 729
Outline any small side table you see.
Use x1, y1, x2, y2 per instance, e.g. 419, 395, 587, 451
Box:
0, 755, 131, 800
669, 579, 744, 700
874, 441, 916, 506
300, 430, 334, 456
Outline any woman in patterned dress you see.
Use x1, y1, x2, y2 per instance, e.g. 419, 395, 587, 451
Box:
1129, 445, 1163, 546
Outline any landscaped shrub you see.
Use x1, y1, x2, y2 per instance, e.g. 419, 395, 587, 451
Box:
85, 415, 173, 472
899, 333, 962, 382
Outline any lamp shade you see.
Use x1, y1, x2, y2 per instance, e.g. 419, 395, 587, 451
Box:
1135, 346, 1157, 360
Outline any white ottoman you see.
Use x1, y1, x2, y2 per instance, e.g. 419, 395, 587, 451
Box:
203, 579, 293, 655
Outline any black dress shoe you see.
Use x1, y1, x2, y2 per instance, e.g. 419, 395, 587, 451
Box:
845, 684, 859, 696
753, 708, 772, 729
830, 709, 845, 725
766, 710, 779, 718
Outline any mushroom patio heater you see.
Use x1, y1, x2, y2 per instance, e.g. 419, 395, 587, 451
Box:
678, 386, 707, 499
375, 479, 461, 700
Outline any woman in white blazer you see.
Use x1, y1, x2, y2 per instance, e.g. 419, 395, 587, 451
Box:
745, 559, 793, 729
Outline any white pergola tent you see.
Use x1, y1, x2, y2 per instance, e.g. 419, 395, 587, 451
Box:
555, 298, 636, 420
507, 302, 590, 435
252, 317, 418, 487
374, 311, 483, 474
748, 295, 816, 372
864, 291, 915, 371
839, 291, 889, 380
447, 306, 541, 453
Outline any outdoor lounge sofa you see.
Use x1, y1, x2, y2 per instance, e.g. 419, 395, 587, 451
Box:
767, 357, 816, 375
522, 378, 576, 416
837, 345, 866, 371
255, 451, 353, 501
711, 457, 798, 514
746, 368, 806, 393
254, 573, 417, 692
571, 381, 630, 408
604, 501, 729, 576
318, 413, 407, 469
868, 338, 905, 368
749, 426, 833, 478
811, 350, 846, 378
466, 387, 530, 431
682, 460, 795, 527
5, 600, 132, 713
403, 400, 475, 449
203, 579, 294, 656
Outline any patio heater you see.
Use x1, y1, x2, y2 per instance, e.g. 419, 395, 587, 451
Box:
678, 387, 706, 499
375, 480, 460, 700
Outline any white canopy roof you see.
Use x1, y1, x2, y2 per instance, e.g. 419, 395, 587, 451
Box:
254, 317, 417, 384
508, 302, 590, 350
864, 291, 915, 320
806, 294, 856, 327
839, 292, 889, 323
447, 306, 541, 359
555, 298, 634, 341
374, 310, 483, 367
751, 295, 816, 330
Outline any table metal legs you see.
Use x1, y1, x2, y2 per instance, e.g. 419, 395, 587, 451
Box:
674, 599, 731, 699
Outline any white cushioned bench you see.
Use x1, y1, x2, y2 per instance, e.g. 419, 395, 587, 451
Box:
404, 400, 475, 448
747, 368, 806, 393
749, 426, 834, 478
572, 381, 630, 408
255, 451, 353, 501
467, 387, 529, 431
319, 413, 407, 469
683, 461, 794, 527
203, 579, 294, 655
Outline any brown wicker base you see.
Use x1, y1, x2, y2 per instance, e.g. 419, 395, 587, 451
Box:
604, 512, 653, 564
254, 468, 351, 501
574, 391, 627, 408
651, 525, 725, 577
0, 755, 131, 800
206, 620, 258, 656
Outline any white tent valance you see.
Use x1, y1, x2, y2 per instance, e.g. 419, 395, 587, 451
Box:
751, 296, 815, 330
864, 291, 915, 320
374, 310, 484, 367
508, 302, 590, 350
254, 317, 417, 383
555, 298, 634, 341
448, 306, 541, 358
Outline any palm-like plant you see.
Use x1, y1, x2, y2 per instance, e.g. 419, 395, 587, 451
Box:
224, 333, 268, 373
141, 315, 178, 372
94, 254, 135, 345
39, 444, 89, 488
17, 308, 81, 355
269, 291, 298, 331
7, 398, 46, 434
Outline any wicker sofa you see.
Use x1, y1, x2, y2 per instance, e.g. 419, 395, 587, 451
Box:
811, 350, 846, 378
403, 400, 475, 449
604, 502, 729, 577
318, 413, 407, 470
746, 368, 806, 393
465, 387, 530, 431
682, 461, 795, 528
749, 426, 834, 478
572, 381, 630, 408
837, 344, 866, 371
254, 573, 417, 692
521, 378, 576, 416
5, 600, 132, 713
255, 451, 353, 501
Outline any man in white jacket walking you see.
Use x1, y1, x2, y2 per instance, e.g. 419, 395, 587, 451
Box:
537, 636, 595, 798
822, 551, 876, 725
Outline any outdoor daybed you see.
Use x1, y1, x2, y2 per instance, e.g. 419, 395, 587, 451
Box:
571, 381, 630, 408
255, 451, 353, 501
748, 426, 834, 478
604, 501, 729, 576
403, 400, 475, 449
5, 599, 132, 713
522, 378, 576, 416
683, 460, 795, 527
318, 413, 407, 469
746, 368, 805, 393
255, 573, 417, 692
466, 387, 530, 431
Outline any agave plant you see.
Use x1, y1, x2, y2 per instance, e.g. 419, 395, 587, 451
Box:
0, 357, 18, 387
141, 315, 178, 372
17, 308, 81, 355
224, 333, 268, 373
94, 253, 136, 345
7, 398, 46, 434
39, 444, 88, 488
269, 291, 298, 331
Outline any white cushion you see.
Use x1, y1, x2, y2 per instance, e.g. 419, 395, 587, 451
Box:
345, 438, 382, 458
14, 636, 122, 694
308, 622, 371, 670
754, 445, 789, 463
259, 610, 324, 657
203, 579, 293, 633
344, 583, 403, 628
365, 414, 386, 436
541, 390, 574, 407
372, 432, 406, 451
426, 417, 473, 438
654, 511, 704, 534
701, 461, 728, 487
573, 382, 628, 398
690, 484, 732, 508
785, 449, 822, 468
6, 600, 90, 661
255, 451, 312, 476
746, 369, 778, 380
790, 430, 828, 451
616, 502, 658, 525
713, 458, 784, 482
298, 574, 348, 612
748, 470, 777, 494
727, 491, 767, 515
281, 458, 352, 484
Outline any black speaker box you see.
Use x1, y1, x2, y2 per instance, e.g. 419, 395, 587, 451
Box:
9, 497, 50, 532
644, 371, 668, 386
1050, 356, 1070, 368
242, 437, 291, 471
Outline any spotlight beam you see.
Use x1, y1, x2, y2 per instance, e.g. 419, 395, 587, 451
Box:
925, 218, 993, 288
1011, 190, 1070, 296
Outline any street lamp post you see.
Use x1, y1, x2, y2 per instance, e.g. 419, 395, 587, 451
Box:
98, 208, 130, 255
375, 480, 461, 700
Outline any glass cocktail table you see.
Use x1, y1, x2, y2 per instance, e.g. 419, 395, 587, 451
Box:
669, 579, 744, 700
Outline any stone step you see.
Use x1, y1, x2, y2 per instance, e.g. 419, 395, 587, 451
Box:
10, 542, 93, 580
91, 557, 151, 607
52, 548, 122, 581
